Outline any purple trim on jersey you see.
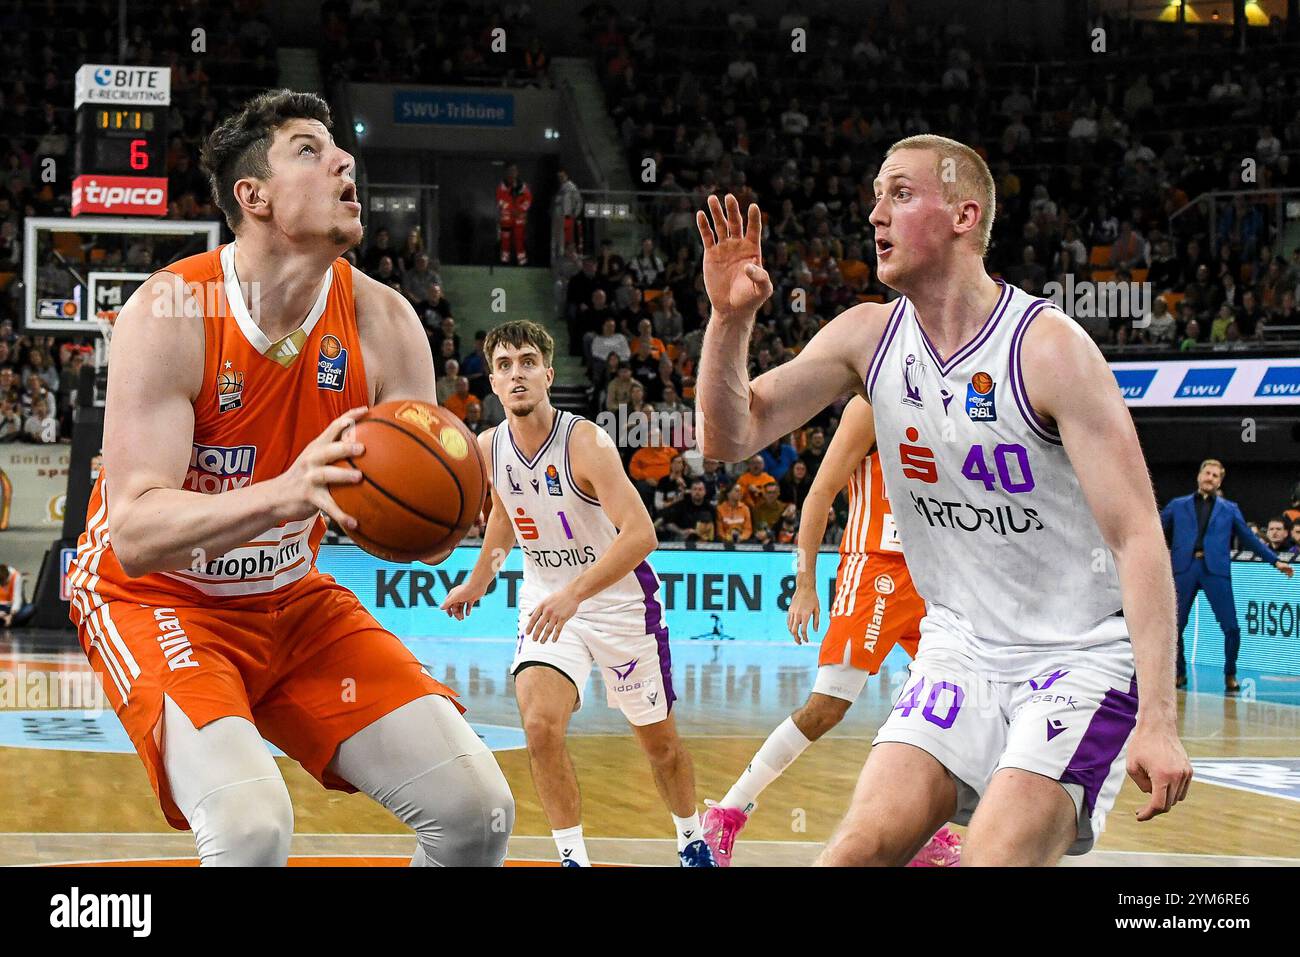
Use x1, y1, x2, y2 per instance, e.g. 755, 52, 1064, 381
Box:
865, 298, 908, 401
563, 413, 601, 505
1058, 676, 1138, 817
916, 280, 1010, 375
1008, 300, 1064, 446
509, 408, 563, 469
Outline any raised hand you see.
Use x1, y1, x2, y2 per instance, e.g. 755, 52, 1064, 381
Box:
697, 193, 774, 320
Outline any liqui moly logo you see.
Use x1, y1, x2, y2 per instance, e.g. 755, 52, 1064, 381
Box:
184, 443, 257, 494
71, 175, 168, 216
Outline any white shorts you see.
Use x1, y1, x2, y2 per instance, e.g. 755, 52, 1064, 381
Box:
872, 641, 1137, 855
510, 610, 674, 727
812, 663, 870, 703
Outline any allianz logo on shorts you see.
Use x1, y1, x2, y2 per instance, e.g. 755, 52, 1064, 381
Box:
184, 443, 257, 494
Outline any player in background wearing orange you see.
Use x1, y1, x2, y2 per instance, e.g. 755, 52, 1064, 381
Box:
67, 90, 513, 866
702, 396, 960, 866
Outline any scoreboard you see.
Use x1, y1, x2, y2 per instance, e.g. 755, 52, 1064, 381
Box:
72, 65, 171, 217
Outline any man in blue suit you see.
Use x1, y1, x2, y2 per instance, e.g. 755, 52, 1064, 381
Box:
1161, 459, 1294, 692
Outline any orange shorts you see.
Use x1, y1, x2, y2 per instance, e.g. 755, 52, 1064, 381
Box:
72, 572, 460, 830
818, 554, 924, 674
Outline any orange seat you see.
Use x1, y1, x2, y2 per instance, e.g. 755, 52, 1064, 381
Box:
1089, 245, 1112, 266
1130, 267, 1148, 283
1092, 269, 1116, 282
1161, 291, 1185, 310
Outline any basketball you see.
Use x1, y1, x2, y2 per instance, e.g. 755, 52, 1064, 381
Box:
328, 400, 487, 563
971, 371, 993, 395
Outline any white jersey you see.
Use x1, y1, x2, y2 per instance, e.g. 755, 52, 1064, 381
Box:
491, 410, 665, 633
866, 281, 1130, 678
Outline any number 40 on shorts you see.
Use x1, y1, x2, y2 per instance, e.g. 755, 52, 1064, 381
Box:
893, 676, 965, 729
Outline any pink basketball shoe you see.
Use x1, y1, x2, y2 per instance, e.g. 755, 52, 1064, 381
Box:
906, 827, 963, 867
701, 800, 749, 868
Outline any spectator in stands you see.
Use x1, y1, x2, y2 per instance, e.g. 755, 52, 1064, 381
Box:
822, 505, 845, 547
1283, 520, 1300, 562
1210, 304, 1237, 344
1162, 459, 1294, 690
653, 454, 689, 517
1265, 517, 1290, 553
1236, 290, 1265, 339
629, 318, 667, 379
402, 253, 440, 304
23, 395, 56, 443
604, 363, 637, 413
0, 563, 34, 629
374, 255, 400, 290
800, 427, 829, 475
436, 338, 459, 380
630, 238, 666, 287
1146, 297, 1176, 345
1179, 318, 1203, 351
716, 482, 753, 544
398, 228, 425, 273
442, 377, 476, 421
696, 458, 727, 502
780, 459, 813, 510
23, 348, 57, 393
462, 399, 488, 437
595, 239, 625, 280
652, 288, 684, 344
589, 317, 630, 370
735, 454, 777, 509
661, 479, 717, 542
629, 422, 679, 507
462, 331, 490, 398
647, 355, 680, 404
0, 397, 21, 442
362, 227, 396, 273
1147, 239, 1180, 293
751, 482, 786, 544
431, 316, 461, 359
436, 359, 459, 405
760, 434, 799, 481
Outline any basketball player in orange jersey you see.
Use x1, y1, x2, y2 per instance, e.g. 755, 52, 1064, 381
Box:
702, 396, 959, 867
694, 134, 1191, 867
66, 90, 514, 866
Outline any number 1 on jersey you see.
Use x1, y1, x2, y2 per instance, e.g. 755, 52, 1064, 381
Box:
557, 510, 574, 540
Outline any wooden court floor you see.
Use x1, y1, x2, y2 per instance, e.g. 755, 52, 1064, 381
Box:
1, 637, 1297, 867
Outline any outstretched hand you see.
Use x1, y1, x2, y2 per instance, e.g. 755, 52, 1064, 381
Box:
696, 194, 774, 320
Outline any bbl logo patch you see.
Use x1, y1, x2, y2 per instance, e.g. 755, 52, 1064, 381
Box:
545, 463, 562, 495
966, 371, 997, 421
317, 334, 347, 391
216, 367, 244, 413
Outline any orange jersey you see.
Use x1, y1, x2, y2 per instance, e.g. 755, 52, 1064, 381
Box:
837, 450, 901, 558
69, 243, 370, 611
822, 449, 923, 673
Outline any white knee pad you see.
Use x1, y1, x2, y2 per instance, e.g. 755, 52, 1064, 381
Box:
190, 776, 294, 867
161, 696, 294, 867
329, 695, 516, 867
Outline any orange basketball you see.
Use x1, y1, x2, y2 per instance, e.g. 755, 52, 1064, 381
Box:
971, 371, 993, 395
328, 400, 487, 563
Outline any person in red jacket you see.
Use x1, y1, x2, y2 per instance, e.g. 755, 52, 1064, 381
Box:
497, 163, 532, 265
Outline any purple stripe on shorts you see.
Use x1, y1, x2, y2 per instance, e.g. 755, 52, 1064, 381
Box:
865, 298, 907, 400
1058, 676, 1138, 817
633, 561, 675, 710
653, 626, 677, 711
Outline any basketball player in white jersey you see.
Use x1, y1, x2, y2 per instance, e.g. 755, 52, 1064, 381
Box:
703, 395, 960, 866
693, 134, 1192, 866
442, 320, 717, 866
